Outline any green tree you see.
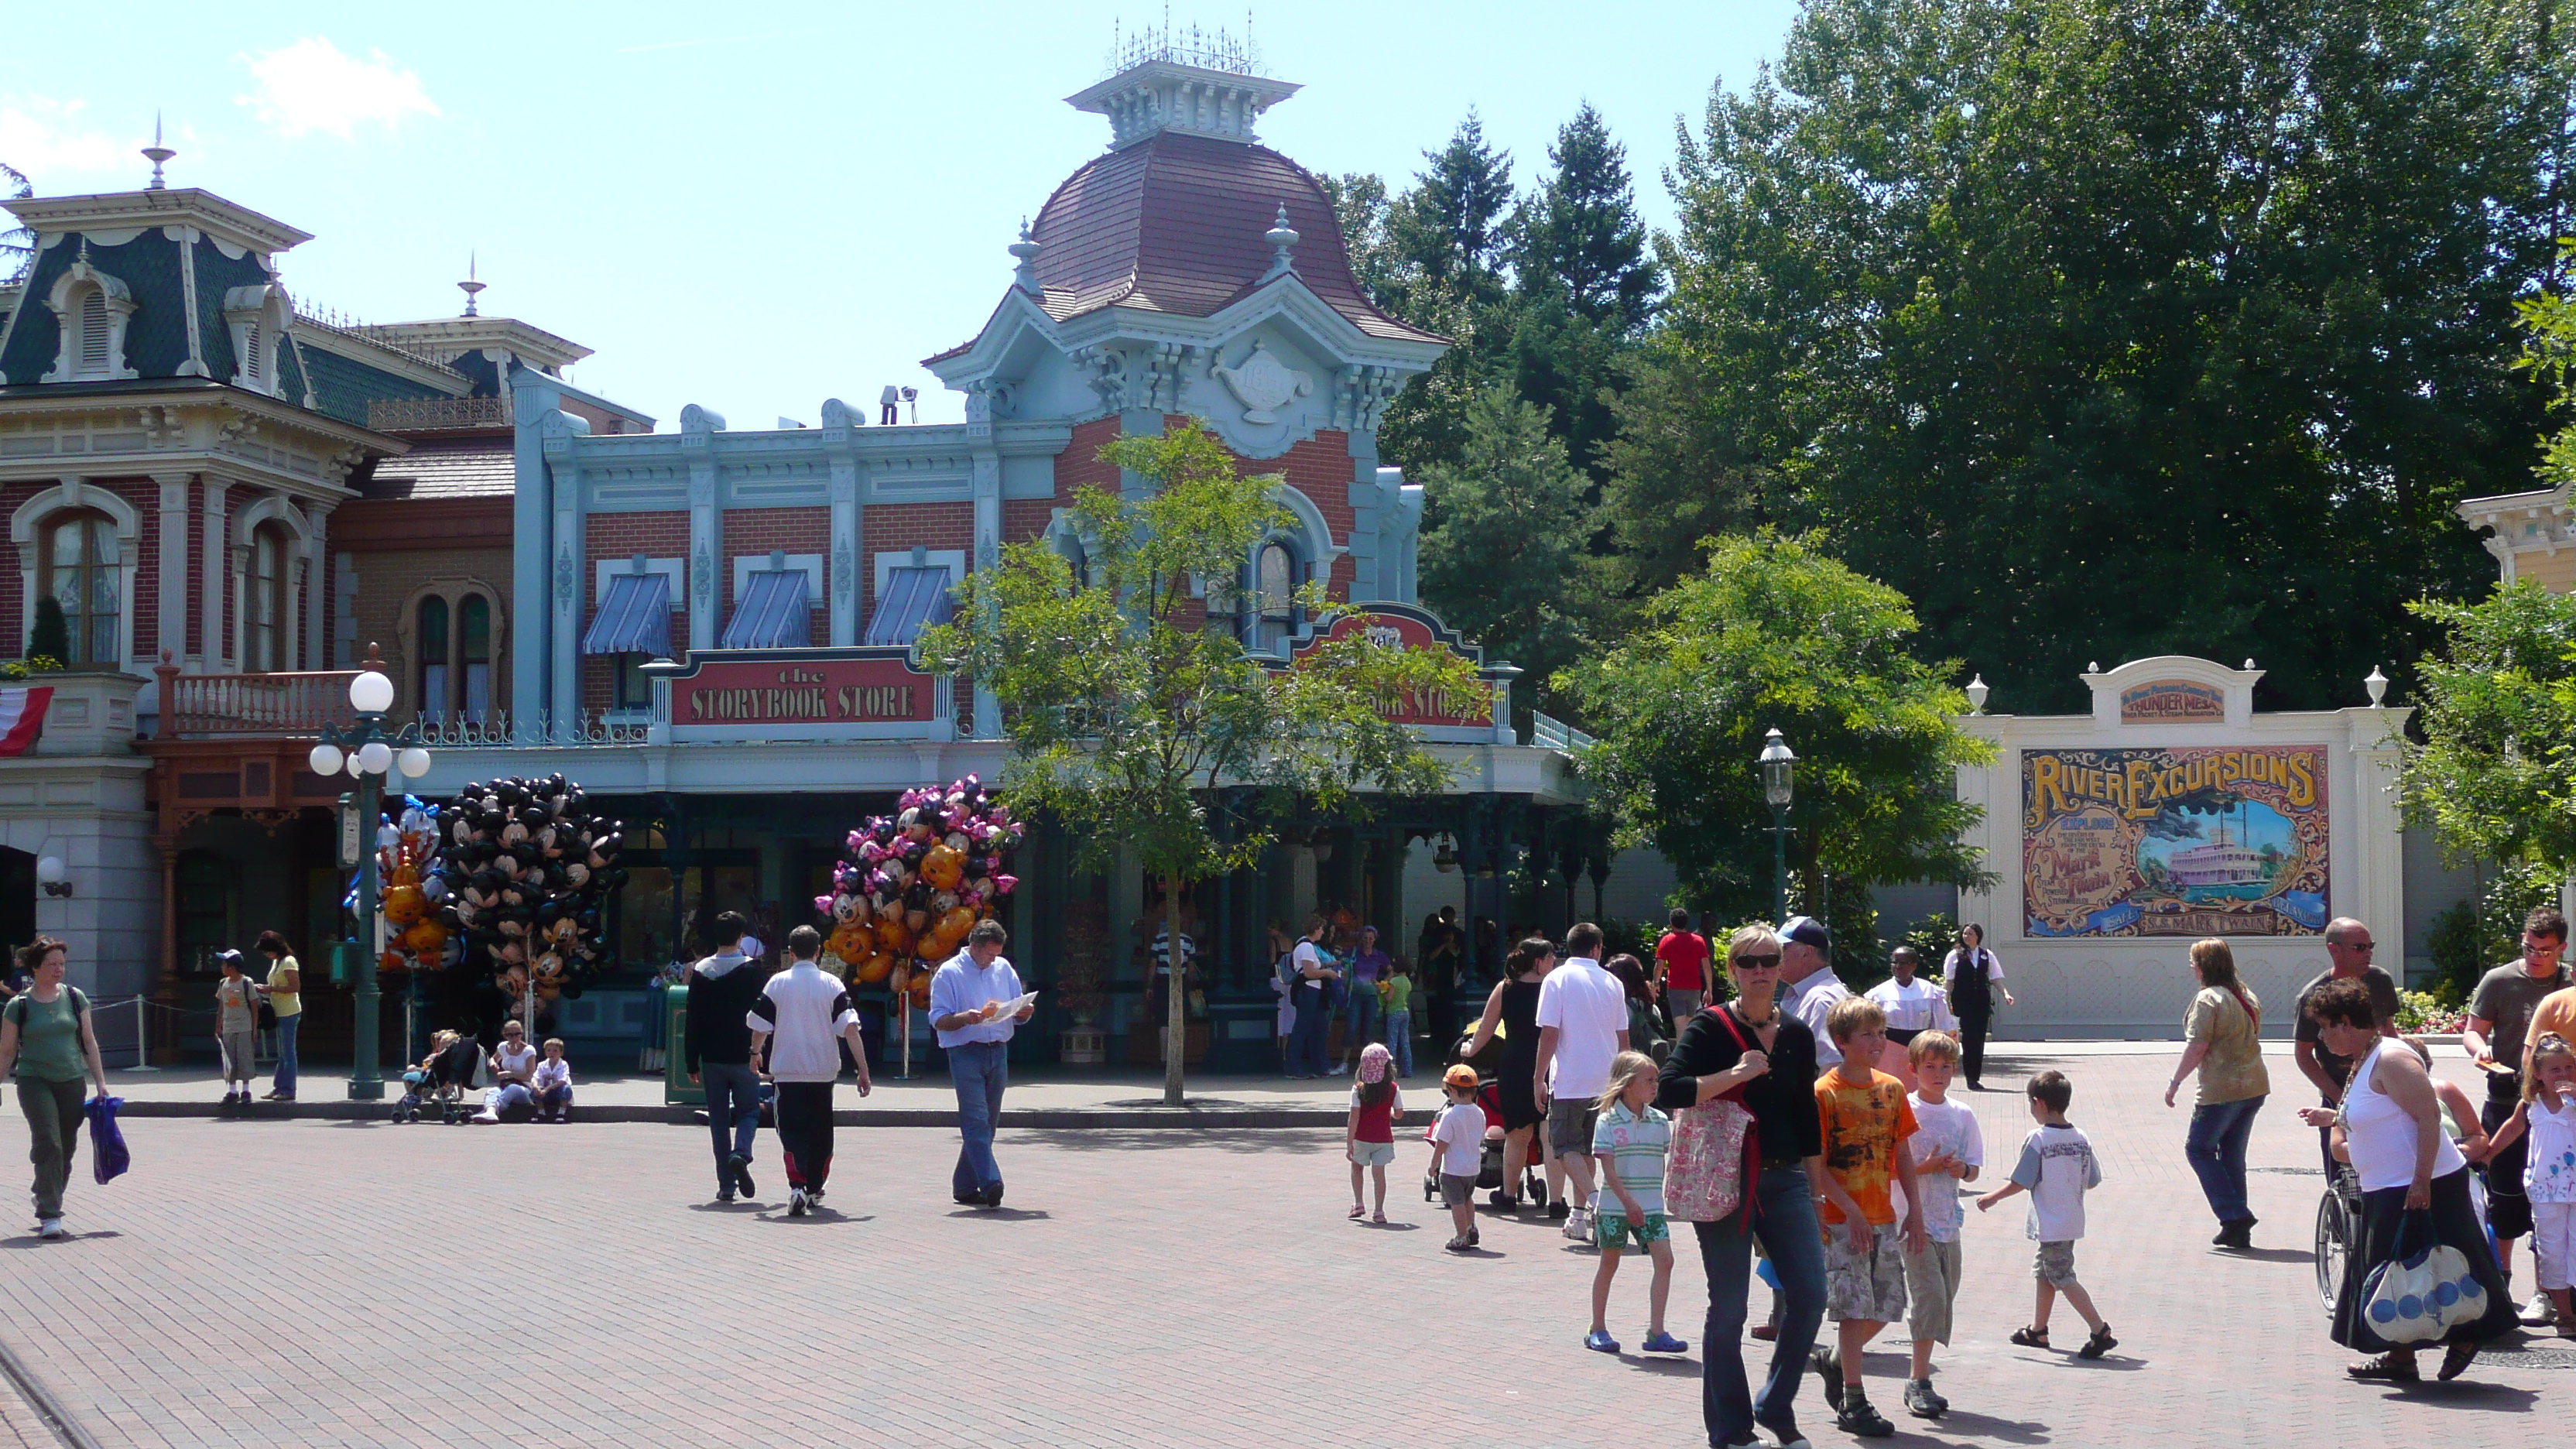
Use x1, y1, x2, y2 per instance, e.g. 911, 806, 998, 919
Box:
1563, 530, 1996, 926
0, 161, 29, 282
1417, 387, 1598, 728
1508, 104, 1661, 482
916, 421, 1476, 1104
1608, 0, 2568, 710
2396, 581, 2576, 879
26, 595, 69, 665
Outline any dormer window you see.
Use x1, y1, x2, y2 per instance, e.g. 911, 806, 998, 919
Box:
221, 283, 290, 396
39, 258, 137, 383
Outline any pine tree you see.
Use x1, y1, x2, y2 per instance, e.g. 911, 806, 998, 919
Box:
1392, 112, 1516, 302
1417, 387, 1598, 729
1511, 104, 1659, 332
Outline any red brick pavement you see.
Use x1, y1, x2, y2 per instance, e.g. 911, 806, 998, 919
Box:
0, 1050, 2560, 1448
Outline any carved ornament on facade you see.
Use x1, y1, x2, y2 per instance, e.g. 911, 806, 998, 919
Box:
1141, 342, 1199, 411
553, 543, 577, 604
1076, 345, 1134, 412
693, 543, 714, 605
833, 541, 855, 601
1333, 365, 1404, 433
1210, 340, 1314, 424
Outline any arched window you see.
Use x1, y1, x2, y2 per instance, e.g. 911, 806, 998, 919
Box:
40, 510, 119, 665
416, 596, 450, 716
1251, 539, 1299, 654
459, 594, 492, 718
247, 524, 292, 672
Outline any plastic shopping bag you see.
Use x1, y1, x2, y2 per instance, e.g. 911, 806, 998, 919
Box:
84, 1094, 128, 1185
2359, 1210, 2482, 1344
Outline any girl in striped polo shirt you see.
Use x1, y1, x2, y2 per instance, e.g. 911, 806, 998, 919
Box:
1588, 1050, 1689, 1355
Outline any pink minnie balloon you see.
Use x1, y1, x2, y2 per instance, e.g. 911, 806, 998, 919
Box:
813, 895, 834, 916
992, 874, 1019, 896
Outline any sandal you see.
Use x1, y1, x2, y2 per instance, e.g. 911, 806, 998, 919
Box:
2437, 1341, 2478, 1382
1371, 1209, 1386, 1225
2009, 1326, 2049, 1349
1348, 1204, 1366, 1221
2345, 1353, 2420, 1383
1445, 1235, 1474, 1253
2078, 1324, 2116, 1360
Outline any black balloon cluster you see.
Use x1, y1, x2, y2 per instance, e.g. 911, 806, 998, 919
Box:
429, 773, 625, 1009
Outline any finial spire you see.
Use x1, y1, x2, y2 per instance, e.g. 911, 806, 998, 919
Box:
459, 252, 485, 317
142, 112, 176, 191
1008, 218, 1044, 293
1262, 204, 1300, 279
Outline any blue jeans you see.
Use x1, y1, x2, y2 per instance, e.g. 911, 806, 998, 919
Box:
1691, 1166, 1827, 1444
1289, 985, 1330, 1076
2184, 1094, 2265, 1224
950, 1040, 1008, 1196
1384, 1010, 1413, 1076
272, 1013, 300, 1097
1345, 989, 1382, 1059
701, 1062, 762, 1190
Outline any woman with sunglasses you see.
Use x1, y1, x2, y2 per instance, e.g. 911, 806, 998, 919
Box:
1656, 924, 1829, 1449
471, 1020, 541, 1122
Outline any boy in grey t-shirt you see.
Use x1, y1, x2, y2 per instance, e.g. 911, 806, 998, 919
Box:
1978, 1070, 2115, 1361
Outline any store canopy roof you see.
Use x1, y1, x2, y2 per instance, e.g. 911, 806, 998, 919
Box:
581, 570, 671, 656
720, 569, 813, 650
864, 566, 955, 646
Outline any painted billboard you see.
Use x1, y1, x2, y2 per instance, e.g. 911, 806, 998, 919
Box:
2022, 745, 2329, 937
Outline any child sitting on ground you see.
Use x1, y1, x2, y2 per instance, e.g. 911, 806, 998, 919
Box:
1585, 1050, 1687, 1357
1432, 1064, 1486, 1253
1811, 996, 1929, 1438
1347, 1043, 1403, 1222
533, 1037, 574, 1122
1896, 1029, 1982, 1420
1978, 1069, 2115, 1360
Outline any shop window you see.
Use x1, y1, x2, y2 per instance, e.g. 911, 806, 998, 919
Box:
41, 509, 120, 665
612, 653, 651, 712
176, 851, 238, 976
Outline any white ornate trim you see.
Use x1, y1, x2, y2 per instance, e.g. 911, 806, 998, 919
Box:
39, 260, 139, 383
221, 283, 291, 396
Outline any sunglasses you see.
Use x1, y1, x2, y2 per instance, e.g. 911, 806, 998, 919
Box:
505, 1031, 524, 1039
1730, 953, 1783, 971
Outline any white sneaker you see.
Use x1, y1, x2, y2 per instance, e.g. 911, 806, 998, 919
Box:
1563, 1208, 1591, 1242
1329, 1063, 1349, 1075
36, 1218, 65, 1240
2523, 1291, 2558, 1327
788, 1187, 810, 1218
471, 1108, 500, 1123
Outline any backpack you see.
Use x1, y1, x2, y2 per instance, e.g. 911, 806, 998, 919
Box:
1276, 950, 1301, 995
4, 987, 85, 1029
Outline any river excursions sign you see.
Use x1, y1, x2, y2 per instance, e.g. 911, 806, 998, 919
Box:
2022, 744, 2329, 938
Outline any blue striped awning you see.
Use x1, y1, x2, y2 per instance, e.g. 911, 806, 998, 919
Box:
864, 566, 955, 646
581, 570, 672, 656
720, 569, 813, 649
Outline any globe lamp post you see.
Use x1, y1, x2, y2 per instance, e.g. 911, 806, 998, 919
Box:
1759, 728, 1797, 927
305, 663, 431, 1100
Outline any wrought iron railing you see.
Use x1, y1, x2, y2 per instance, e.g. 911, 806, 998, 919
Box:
365, 395, 512, 432
411, 710, 652, 748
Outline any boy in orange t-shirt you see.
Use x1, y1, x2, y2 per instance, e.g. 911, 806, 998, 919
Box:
1812, 995, 1929, 1437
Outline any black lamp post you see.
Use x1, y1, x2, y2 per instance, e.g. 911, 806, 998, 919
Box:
306, 664, 430, 1101
1759, 728, 1796, 925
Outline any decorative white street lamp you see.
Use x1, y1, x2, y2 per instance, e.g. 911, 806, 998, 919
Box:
313, 653, 431, 1101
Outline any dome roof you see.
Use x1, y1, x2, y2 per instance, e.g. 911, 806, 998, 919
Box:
1023, 130, 1440, 345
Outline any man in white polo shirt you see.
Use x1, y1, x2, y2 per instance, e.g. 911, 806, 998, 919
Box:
1780, 915, 1850, 1070
930, 919, 1035, 1209
1534, 922, 1631, 1242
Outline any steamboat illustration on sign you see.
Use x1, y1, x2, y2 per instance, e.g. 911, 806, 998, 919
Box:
2022, 745, 2329, 937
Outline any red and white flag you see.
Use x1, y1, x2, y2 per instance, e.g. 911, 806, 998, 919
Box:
0, 686, 52, 757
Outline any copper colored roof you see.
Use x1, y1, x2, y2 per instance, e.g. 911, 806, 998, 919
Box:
933, 132, 1443, 362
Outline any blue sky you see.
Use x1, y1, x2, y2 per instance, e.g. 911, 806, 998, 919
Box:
2, 2, 1800, 427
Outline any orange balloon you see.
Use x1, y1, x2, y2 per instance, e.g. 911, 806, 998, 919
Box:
401, 920, 447, 957
937, 906, 976, 943
876, 918, 915, 955
907, 976, 932, 1007
827, 921, 875, 965
852, 951, 896, 985
382, 884, 426, 927
921, 845, 964, 891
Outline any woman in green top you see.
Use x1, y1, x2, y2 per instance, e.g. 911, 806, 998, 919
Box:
2164, 937, 2270, 1249
0, 938, 109, 1239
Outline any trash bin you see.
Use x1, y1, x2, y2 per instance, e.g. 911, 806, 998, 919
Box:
662, 981, 704, 1107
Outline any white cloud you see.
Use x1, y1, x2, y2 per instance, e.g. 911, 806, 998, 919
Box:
0, 97, 132, 183
238, 38, 439, 139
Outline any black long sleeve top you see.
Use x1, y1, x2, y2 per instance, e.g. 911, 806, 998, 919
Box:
1653, 1000, 1824, 1164
684, 957, 770, 1072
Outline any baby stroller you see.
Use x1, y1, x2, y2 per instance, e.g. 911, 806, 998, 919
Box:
1420, 1035, 1547, 1207
392, 1033, 481, 1125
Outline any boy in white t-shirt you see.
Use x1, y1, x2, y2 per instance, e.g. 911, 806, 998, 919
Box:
1432, 1064, 1487, 1254
1977, 1070, 2115, 1360
1896, 1031, 1982, 1419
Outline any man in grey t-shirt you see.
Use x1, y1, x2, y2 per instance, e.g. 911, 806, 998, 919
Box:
2292, 917, 2400, 1176
2464, 906, 2569, 1323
